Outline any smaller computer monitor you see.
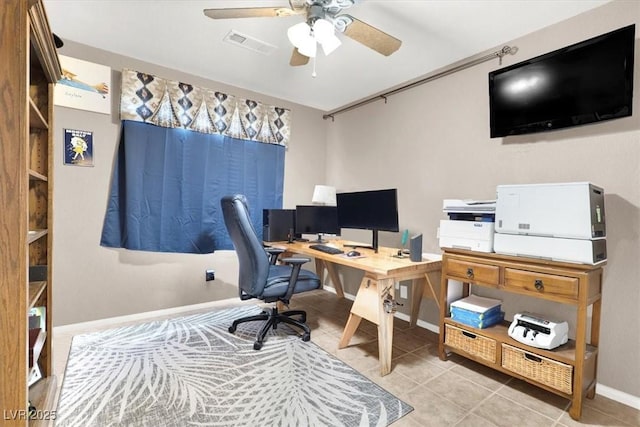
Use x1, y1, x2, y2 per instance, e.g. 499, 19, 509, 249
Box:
295, 205, 339, 243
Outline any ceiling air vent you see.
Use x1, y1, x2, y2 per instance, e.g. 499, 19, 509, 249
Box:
223, 30, 277, 55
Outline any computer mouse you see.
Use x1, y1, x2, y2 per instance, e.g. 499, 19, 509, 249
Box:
347, 250, 361, 257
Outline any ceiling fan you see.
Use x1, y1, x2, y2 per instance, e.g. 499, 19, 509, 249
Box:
203, 0, 402, 66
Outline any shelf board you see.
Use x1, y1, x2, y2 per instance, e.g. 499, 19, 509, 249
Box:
444, 318, 598, 365
28, 376, 58, 426
28, 281, 47, 308
27, 229, 48, 244
29, 169, 48, 181
29, 97, 48, 129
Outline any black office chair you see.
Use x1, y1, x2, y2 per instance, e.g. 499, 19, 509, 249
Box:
221, 194, 321, 350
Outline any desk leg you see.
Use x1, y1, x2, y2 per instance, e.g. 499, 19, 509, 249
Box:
315, 259, 325, 286
324, 261, 345, 298
338, 276, 372, 348
410, 278, 424, 327
338, 275, 395, 376
339, 313, 362, 348
377, 278, 395, 376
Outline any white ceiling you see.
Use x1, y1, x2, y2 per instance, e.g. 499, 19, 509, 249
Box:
44, 0, 609, 112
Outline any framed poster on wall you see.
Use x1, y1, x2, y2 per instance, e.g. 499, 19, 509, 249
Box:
63, 128, 94, 167
54, 55, 111, 114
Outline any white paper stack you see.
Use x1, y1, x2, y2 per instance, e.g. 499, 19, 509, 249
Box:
451, 294, 501, 312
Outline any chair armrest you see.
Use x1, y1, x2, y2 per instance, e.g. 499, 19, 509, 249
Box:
280, 257, 310, 265
265, 247, 285, 265
279, 257, 311, 304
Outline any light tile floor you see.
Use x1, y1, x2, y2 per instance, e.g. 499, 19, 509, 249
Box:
53, 289, 639, 426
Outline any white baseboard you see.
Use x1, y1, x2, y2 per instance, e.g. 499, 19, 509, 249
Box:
56, 288, 639, 411
596, 383, 640, 410
54, 297, 242, 334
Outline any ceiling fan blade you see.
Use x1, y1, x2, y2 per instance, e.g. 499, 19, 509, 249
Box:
203, 7, 303, 20
290, 48, 310, 66
340, 15, 401, 56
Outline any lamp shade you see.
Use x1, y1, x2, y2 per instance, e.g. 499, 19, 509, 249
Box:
298, 37, 317, 58
312, 185, 337, 205
321, 34, 341, 56
287, 22, 311, 48
313, 18, 334, 43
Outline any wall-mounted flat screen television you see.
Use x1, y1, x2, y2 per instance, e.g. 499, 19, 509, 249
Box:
489, 24, 635, 138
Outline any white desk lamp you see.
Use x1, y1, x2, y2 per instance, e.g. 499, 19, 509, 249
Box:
311, 185, 336, 206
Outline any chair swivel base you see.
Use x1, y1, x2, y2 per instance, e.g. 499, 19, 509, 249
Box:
228, 306, 311, 350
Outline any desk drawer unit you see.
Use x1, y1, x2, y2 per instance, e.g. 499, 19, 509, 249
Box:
445, 258, 500, 286
445, 324, 496, 363
504, 269, 579, 300
502, 344, 573, 394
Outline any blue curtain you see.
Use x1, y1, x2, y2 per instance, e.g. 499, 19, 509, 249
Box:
100, 120, 285, 253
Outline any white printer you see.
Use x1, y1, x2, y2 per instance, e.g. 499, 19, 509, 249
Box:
495, 182, 605, 239
439, 220, 495, 253
439, 199, 496, 253
494, 182, 606, 264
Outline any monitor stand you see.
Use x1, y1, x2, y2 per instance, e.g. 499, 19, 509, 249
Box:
309, 233, 327, 243
344, 230, 379, 253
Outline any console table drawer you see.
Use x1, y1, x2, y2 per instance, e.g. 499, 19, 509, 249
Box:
445, 258, 500, 285
504, 269, 578, 300
445, 324, 497, 363
502, 344, 573, 394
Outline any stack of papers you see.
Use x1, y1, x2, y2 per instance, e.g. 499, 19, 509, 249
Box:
451, 294, 501, 312
450, 295, 504, 329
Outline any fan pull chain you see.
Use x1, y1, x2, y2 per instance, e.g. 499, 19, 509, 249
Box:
312, 56, 317, 78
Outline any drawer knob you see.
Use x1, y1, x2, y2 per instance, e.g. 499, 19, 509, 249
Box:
534, 279, 544, 291
466, 268, 474, 278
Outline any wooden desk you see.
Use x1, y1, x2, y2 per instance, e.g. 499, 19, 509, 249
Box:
271, 239, 442, 376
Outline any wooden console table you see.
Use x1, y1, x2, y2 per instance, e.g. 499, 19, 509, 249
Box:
271, 239, 442, 376
438, 248, 604, 420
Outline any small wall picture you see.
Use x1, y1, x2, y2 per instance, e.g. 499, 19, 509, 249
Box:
64, 129, 94, 167
54, 55, 111, 114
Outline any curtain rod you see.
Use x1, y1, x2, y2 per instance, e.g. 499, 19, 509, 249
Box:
322, 45, 517, 121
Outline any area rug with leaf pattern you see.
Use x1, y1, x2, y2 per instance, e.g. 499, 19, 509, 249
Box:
56, 305, 413, 426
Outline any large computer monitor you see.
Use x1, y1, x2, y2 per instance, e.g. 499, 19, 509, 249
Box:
336, 188, 399, 252
295, 205, 340, 243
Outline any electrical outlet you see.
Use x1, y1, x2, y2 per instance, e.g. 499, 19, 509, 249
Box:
205, 269, 215, 281
400, 285, 407, 299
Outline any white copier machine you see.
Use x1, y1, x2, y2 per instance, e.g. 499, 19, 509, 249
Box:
439, 199, 496, 253
493, 182, 607, 264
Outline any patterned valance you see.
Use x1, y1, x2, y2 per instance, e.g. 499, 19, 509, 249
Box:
119, 69, 291, 146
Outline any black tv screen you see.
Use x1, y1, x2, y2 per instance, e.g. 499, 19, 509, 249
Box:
336, 189, 399, 232
489, 24, 635, 138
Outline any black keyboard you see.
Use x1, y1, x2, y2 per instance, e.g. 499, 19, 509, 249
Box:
309, 244, 344, 255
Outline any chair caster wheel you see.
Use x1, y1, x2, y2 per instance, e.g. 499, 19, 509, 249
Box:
253, 342, 263, 350
302, 333, 310, 342
228, 325, 236, 333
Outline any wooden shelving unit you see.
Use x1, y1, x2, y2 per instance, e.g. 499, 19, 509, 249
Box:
438, 249, 604, 421
0, 0, 61, 424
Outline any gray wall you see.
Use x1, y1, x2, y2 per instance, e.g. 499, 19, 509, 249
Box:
52, 41, 327, 326
324, 0, 639, 400
52, 0, 639, 399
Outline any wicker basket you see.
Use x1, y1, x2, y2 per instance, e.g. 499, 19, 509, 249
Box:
502, 344, 573, 394
445, 324, 496, 363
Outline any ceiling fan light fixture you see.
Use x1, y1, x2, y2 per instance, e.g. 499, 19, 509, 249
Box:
321, 34, 341, 56
298, 37, 317, 58
312, 18, 334, 43
287, 21, 311, 48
